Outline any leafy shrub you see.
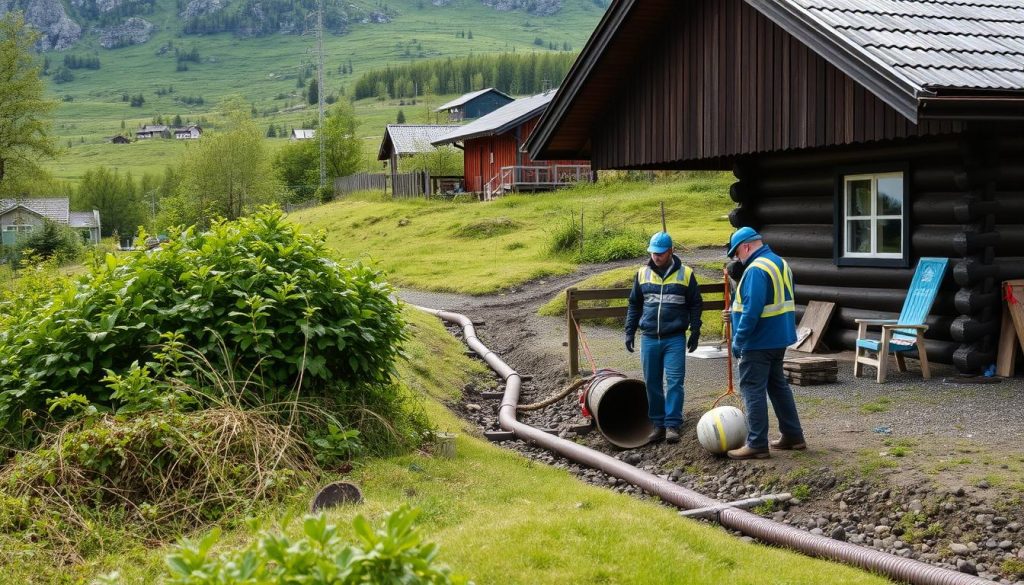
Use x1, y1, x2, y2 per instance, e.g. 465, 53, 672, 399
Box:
0, 208, 415, 451
20, 219, 83, 263
159, 506, 467, 585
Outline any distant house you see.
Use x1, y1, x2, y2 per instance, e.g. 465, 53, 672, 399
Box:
110, 135, 131, 144
173, 125, 202, 139
435, 88, 514, 123
377, 124, 462, 186
136, 125, 169, 139
291, 129, 315, 140
432, 90, 591, 198
0, 198, 101, 245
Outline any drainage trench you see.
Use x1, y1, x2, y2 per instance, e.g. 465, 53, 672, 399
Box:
416, 305, 991, 585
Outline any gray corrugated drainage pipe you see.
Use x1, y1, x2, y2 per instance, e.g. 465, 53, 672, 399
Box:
416, 305, 991, 585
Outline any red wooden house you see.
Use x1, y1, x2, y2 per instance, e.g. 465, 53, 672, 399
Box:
433, 90, 591, 198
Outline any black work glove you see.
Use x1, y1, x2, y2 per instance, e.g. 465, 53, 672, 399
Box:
687, 331, 700, 353
625, 335, 635, 353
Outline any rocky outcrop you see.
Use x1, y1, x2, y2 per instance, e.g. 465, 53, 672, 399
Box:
97, 16, 152, 48
68, 0, 132, 14
480, 0, 561, 16
179, 0, 225, 20
0, 0, 82, 50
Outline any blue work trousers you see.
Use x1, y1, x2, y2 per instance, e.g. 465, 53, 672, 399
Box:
737, 348, 804, 449
640, 334, 686, 428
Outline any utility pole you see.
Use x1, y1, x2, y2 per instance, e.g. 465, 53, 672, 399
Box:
316, 0, 326, 191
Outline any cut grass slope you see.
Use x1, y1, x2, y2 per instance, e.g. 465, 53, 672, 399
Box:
289, 174, 736, 294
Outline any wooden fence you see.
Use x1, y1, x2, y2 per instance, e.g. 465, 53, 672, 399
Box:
334, 173, 388, 196
566, 283, 726, 376
392, 171, 431, 199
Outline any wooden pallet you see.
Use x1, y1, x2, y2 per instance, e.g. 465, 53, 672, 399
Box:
786, 372, 838, 386
783, 357, 839, 372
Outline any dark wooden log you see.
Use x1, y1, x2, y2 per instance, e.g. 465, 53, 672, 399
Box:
953, 257, 1024, 286
913, 193, 965, 224
748, 197, 833, 224
729, 206, 757, 227
954, 344, 996, 374
950, 315, 1000, 343
826, 306, 954, 342
759, 224, 832, 258
997, 164, 1024, 189
736, 175, 833, 199
910, 225, 999, 257
995, 225, 1024, 255
993, 192, 1024, 222
912, 167, 961, 192
795, 284, 956, 314
788, 258, 959, 290
954, 287, 1001, 315
826, 328, 958, 365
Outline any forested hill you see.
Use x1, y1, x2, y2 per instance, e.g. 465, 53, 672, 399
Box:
5, 0, 606, 52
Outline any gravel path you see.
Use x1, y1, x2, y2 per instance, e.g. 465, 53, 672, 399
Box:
398, 252, 1024, 584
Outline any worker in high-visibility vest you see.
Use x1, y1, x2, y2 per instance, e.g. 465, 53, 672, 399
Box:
725, 227, 807, 460
625, 231, 703, 445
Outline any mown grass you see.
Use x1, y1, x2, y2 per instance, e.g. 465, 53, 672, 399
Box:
290, 173, 736, 294
57, 308, 892, 585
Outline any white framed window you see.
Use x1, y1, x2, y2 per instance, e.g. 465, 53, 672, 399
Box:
4, 225, 33, 233
842, 172, 904, 260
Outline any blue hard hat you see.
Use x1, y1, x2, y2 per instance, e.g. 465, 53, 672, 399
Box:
727, 227, 762, 258
647, 231, 673, 253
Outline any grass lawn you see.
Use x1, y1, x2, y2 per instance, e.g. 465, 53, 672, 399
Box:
289, 173, 736, 294
65, 308, 891, 584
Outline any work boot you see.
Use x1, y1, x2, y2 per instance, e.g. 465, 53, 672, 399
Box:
727, 445, 770, 460
646, 426, 665, 444
665, 427, 681, 444
770, 435, 807, 451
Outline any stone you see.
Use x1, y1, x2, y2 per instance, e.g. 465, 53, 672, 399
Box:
831, 526, 847, 541
950, 543, 970, 555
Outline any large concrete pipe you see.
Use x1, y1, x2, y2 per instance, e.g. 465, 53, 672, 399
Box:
415, 304, 992, 585
583, 372, 652, 449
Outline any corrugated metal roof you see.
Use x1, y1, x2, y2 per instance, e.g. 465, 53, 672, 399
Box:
0, 198, 70, 224
378, 125, 462, 160
784, 0, 1024, 90
69, 211, 99, 229
433, 90, 557, 145
434, 88, 514, 112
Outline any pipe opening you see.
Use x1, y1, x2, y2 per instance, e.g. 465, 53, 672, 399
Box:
586, 376, 653, 449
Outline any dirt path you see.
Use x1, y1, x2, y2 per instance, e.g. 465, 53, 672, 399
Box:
399, 254, 1024, 584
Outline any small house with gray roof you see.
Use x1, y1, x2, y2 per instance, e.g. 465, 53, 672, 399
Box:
526, 0, 1024, 375
377, 124, 462, 187
435, 88, 514, 122
0, 198, 101, 245
433, 90, 591, 198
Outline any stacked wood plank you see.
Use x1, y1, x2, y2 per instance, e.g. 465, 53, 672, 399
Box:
783, 356, 838, 386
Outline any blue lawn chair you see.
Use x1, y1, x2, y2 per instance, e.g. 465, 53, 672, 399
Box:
853, 257, 950, 383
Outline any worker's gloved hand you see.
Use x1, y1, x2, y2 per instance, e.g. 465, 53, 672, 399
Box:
732, 344, 743, 359
721, 309, 731, 324
625, 335, 635, 353
687, 332, 700, 353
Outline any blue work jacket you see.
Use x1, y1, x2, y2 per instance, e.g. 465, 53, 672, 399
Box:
730, 245, 797, 351
625, 255, 703, 339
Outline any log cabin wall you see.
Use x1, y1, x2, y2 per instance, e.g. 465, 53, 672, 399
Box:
730, 129, 1024, 373
588, 0, 960, 171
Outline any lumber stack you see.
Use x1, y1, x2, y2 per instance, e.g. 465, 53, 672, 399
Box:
783, 356, 838, 386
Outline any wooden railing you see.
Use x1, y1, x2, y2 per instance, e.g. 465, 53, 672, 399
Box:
565, 284, 726, 376
484, 164, 592, 200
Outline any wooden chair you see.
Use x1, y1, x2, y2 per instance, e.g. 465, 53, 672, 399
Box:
854, 257, 950, 383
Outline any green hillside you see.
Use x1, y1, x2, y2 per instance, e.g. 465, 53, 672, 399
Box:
39, 0, 606, 183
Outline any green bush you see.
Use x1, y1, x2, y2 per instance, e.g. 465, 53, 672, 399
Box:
548, 214, 646, 263
21, 220, 83, 263
156, 506, 467, 585
0, 208, 413, 450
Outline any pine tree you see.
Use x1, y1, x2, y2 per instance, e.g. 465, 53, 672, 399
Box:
396, 109, 406, 124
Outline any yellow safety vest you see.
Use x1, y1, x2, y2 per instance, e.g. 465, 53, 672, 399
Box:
637, 264, 694, 287
731, 257, 795, 317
